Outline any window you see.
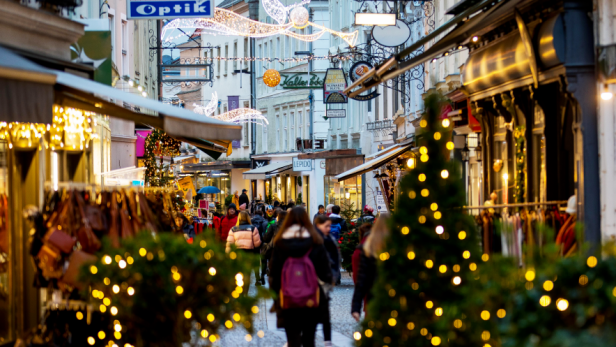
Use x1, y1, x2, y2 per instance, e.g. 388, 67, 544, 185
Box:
285, 36, 290, 67
233, 41, 238, 71
290, 112, 295, 144
244, 38, 249, 69
276, 38, 281, 66
340, 138, 348, 149
109, 14, 115, 64
351, 137, 360, 149
298, 111, 303, 139
283, 113, 288, 150
121, 20, 128, 75
217, 47, 221, 77
375, 86, 380, 120
262, 113, 268, 152
383, 87, 388, 119
258, 44, 262, 75
291, 37, 296, 66
276, 114, 280, 152
224, 44, 229, 75
269, 40, 273, 68
243, 124, 248, 146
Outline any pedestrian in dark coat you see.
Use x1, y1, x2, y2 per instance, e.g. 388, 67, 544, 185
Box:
269, 207, 332, 347
262, 209, 287, 275
352, 223, 372, 284
351, 217, 389, 322
239, 189, 250, 208
313, 215, 341, 347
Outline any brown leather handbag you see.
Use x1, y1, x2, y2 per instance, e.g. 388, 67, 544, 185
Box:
44, 228, 76, 254
60, 250, 97, 290
73, 191, 102, 253
119, 190, 135, 239
138, 192, 159, 233
37, 244, 63, 278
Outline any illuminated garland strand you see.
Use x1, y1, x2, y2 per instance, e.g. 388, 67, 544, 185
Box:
174, 54, 356, 64
192, 92, 268, 128
162, 7, 359, 47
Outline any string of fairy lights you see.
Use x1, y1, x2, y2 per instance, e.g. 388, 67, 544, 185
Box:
173, 53, 357, 64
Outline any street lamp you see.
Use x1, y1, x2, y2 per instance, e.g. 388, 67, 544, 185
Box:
461, 145, 470, 162
474, 144, 482, 162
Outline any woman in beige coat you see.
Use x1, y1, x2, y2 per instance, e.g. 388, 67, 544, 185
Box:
226, 211, 263, 290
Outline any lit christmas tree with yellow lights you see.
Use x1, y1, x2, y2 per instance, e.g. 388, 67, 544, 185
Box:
356, 93, 487, 347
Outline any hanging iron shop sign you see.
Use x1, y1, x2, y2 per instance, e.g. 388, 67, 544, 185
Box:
279, 72, 325, 89
127, 0, 214, 19
348, 61, 380, 102
323, 68, 348, 104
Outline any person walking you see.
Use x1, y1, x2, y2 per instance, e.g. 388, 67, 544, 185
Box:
313, 205, 327, 223
252, 210, 268, 285
269, 207, 332, 347
328, 205, 348, 241
325, 204, 334, 217
356, 205, 376, 226
239, 188, 250, 208
352, 223, 372, 284
313, 215, 341, 347
351, 217, 389, 322
265, 205, 275, 223
217, 203, 238, 243
262, 209, 287, 276
226, 211, 262, 291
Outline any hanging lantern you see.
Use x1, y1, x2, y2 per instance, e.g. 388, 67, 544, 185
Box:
263, 69, 281, 88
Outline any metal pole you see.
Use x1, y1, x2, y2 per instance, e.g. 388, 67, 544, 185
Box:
308, 8, 314, 148
248, 0, 259, 155
157, 19, 162, 101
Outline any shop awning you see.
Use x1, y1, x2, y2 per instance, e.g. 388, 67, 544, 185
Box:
365, 144, 401, 160
335, 144, 413, 182
53, 71, 241, 141
345, 0, 524, 97
0, 46, 56, 123
0, 45, 241, 147
242, 161, 292, 180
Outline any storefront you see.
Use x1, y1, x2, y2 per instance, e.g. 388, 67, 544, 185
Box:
180, 161, 251, 209
243, 161, 293, 204
347, 0, 597, 245
335, 143, 414, 214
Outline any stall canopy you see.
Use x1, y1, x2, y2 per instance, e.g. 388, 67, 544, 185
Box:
0, 45, 241, 154
243, 161, 292, 180
345, 0, 525, 96
335, 143, 413, 182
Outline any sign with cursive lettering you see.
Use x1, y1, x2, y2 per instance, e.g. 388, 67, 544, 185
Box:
279, 72, 325, 89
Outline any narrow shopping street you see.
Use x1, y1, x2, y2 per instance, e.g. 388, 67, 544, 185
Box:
216, 272, 355, 347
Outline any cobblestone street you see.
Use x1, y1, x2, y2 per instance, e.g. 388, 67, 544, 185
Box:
214, 271, 357, 347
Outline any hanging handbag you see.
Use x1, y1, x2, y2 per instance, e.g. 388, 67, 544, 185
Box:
138, 192, 159, 233
127, 190, 144, 233
37, 244, 63, 278
73, 191, 102, 253
60, 250, 97, 290
108, 191, 121, 248
120, 190, 135, 239
44, 228, 77, 255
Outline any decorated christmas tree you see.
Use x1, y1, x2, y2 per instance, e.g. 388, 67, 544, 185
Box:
356, 93, 485, 347
143, 129, 181, 187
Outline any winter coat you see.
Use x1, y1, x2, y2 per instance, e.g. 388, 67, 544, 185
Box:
217, 203, 238, 242
328, 213, 348, 240
316, 228, 341, 284
351, 250, 376, 314
226, 223, 261, 253
352, 234, 369, 284
269, 225, 333, 329
261, 219, 282, 261
251, 214, 268, 238
211, 215, 221, 233
239, 193, 250, 208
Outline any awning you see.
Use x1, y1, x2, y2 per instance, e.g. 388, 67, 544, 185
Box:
243, 161, 292, 180
365, 144, 401, 160
54, 71, 241, 141
345, 0, 524, 97
0, 45, 241, 144
335, 144, 413, 182
0, 46, 56, 123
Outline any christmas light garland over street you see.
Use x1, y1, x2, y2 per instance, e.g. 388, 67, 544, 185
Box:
163, 3, 359, 47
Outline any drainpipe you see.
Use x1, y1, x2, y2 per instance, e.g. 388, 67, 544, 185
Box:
248, 0, 259, 154
308, 8, 314, 148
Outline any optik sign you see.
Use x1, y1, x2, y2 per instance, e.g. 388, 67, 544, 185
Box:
128, 0, 213, 19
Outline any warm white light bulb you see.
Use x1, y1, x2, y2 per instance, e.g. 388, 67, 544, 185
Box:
602, 91, 613, 100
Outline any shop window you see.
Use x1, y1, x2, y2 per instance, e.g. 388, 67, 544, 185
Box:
324, 175, 362, 210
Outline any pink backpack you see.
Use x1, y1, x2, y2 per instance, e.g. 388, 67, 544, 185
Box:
280, 249, 320, 309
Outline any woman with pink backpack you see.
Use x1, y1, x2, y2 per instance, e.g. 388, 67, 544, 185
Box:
269, 207, 333, 347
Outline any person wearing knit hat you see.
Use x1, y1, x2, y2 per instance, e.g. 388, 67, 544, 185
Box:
218, 203, 238, 243
239, 203, 247, 211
